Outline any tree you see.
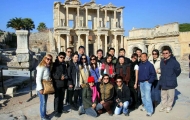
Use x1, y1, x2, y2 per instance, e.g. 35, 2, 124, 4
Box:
22, 18, 35, 31
6, 17, 23, 30
37, 22, 47, 32
6, 17, 35, 31
179, 23, 190, 32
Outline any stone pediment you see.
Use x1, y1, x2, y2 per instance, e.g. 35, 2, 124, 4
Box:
102, 3, 117, 9
82, 0, 100, 8
65, 0, 81, 5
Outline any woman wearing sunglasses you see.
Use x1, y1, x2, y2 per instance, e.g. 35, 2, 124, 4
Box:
36, 54, 53, 120
89, 55, 101, 90
114, 76, 130, 116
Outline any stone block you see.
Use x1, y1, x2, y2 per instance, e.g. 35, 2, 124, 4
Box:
5, 86, 17, 97
21, 62, 30, 68
17, 54, 30, 62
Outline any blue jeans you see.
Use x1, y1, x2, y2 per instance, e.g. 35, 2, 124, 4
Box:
151, 80, 160, 102
80, 103, 103, 117
38, 91, 48, 118
114, 101, 129, 115
140, 81, 153, 114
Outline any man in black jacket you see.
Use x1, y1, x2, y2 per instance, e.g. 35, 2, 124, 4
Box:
114, 76, 130, 116
52, 52, 68, 117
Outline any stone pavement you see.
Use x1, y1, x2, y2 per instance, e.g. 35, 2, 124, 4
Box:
0, 73, 190, 120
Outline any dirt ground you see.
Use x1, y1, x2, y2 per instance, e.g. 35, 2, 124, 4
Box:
0, 73, 190, 120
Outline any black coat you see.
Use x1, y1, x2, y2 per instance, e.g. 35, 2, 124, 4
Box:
67, 61, 80, 86
52, 61, 68, 88
114, 84, 131, 103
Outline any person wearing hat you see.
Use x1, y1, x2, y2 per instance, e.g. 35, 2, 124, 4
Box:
78, 76, 102, 117
114, 76, 131, 116
52, 52, 69, 117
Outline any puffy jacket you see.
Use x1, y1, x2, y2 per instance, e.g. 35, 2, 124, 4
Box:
159, 57, 181, 89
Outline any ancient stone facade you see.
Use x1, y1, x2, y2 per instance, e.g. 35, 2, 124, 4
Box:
53, 0, 125, 56
124, 22, 190, 73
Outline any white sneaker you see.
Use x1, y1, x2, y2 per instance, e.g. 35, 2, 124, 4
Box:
159, 108, 165, 112
166, 108, 172, 113
140, 108, 146, 111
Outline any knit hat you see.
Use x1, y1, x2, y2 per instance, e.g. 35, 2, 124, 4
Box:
88, 76, 95, 83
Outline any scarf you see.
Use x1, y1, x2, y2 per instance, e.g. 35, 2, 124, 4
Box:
115, 63, 128, 75
90, 85, 100, 103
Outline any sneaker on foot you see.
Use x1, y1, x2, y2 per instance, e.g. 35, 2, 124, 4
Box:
159, 107, 165, 112
146, 113, 152, 117
78, 106, 83, 115
140, 108, 146, 111
54, 112, 61, 118
124, 113, 129, 116
166, 108, 172, 113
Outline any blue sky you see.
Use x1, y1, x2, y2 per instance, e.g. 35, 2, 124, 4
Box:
0, 0, 190, 36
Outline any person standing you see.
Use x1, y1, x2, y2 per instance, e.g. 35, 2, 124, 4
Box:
68, 52, 80, 110
135, 48, 142, 64
159, 47, 181, 113
128, 53, 139, 109
36, 54, 53, 120
114, 76, 130, 116
96, 49, 105, 77
78, 46, 90, 64
52, 52, 69, 117
149, 49, 161, 108
138, 53, 156, 117
108, 48, 117, 65
115, 56, 131, 85
117, 48, 131, 64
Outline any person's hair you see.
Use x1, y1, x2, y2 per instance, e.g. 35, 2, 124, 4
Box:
66, 47, 73, 52
116, 76, 123, 81
119, 48, 125, 53
101, 74, 110, 84
71, 52, 79, 58
135, 48, 142, 53
109, 47, 115, 52
162, 46, 172, 53
80, 54, 88, 69
58, 52, 66, 57
118, 56, 125, 63
97, 49, 103, 54
141, 52, 148, 57
131, 53, 138, 58
78, 46, 85, 50
38, 54, 53, 69
152, 49, 159, 57
90, 55, 98, 70
105, 54, 112, 64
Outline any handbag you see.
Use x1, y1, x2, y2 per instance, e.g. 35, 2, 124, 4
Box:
42, 79, 55, 94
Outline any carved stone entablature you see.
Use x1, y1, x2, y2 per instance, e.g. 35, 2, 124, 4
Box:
82, 0, 100, 8
102, 3, 117, 9
65, 0, 81, 5
54, 2, 61, 8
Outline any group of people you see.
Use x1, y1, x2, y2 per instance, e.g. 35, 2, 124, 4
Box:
36, 46, 181, 120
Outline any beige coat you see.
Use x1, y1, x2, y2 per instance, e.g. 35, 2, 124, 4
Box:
79, 65, 90, 85
149, 56, 161, 80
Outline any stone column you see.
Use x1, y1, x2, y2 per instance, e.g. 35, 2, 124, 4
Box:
58, 4, 60, 26
66, 7, 69, 27
77, 34, 81, 50
114, 10, 116, 28
86, 8, 88, 27
77, 7, 80, 27
97, 9, 99, 28
97, 35, 100, 49
58, 35, 61, 53
66, 34, 69, 48
114, 34, 118, 57
86, 34, 89, 56
16, 30, 29, 54
105, 35, 108, 56
120, 10, 123, 28
120, 35, 123, 48
104, 9, 107, 28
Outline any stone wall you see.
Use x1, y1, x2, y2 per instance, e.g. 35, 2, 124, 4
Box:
29, 32, 51, 53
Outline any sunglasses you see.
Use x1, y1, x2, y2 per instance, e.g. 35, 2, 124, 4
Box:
152, 53, 157, 55
116, 81, 122, 83
46, 58, 52, 61
59, 57, 65, 59
162, 52, 169, 54
67, 51, 72, 53
90, 58, 96, 60
132, 57, 137, 60
103, 78, 109, 80
82, 58, 86, 60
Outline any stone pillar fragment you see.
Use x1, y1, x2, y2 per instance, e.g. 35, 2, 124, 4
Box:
16, 30, 29, 54
105, 35, 108, 56
66, 34, 69, 48
66, 7, 69, 27
86, 34, 89, 56
97, 35, 100, 49
121, 35, 123, 48
77, 34, 81, 50
86, 8, 88, 27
